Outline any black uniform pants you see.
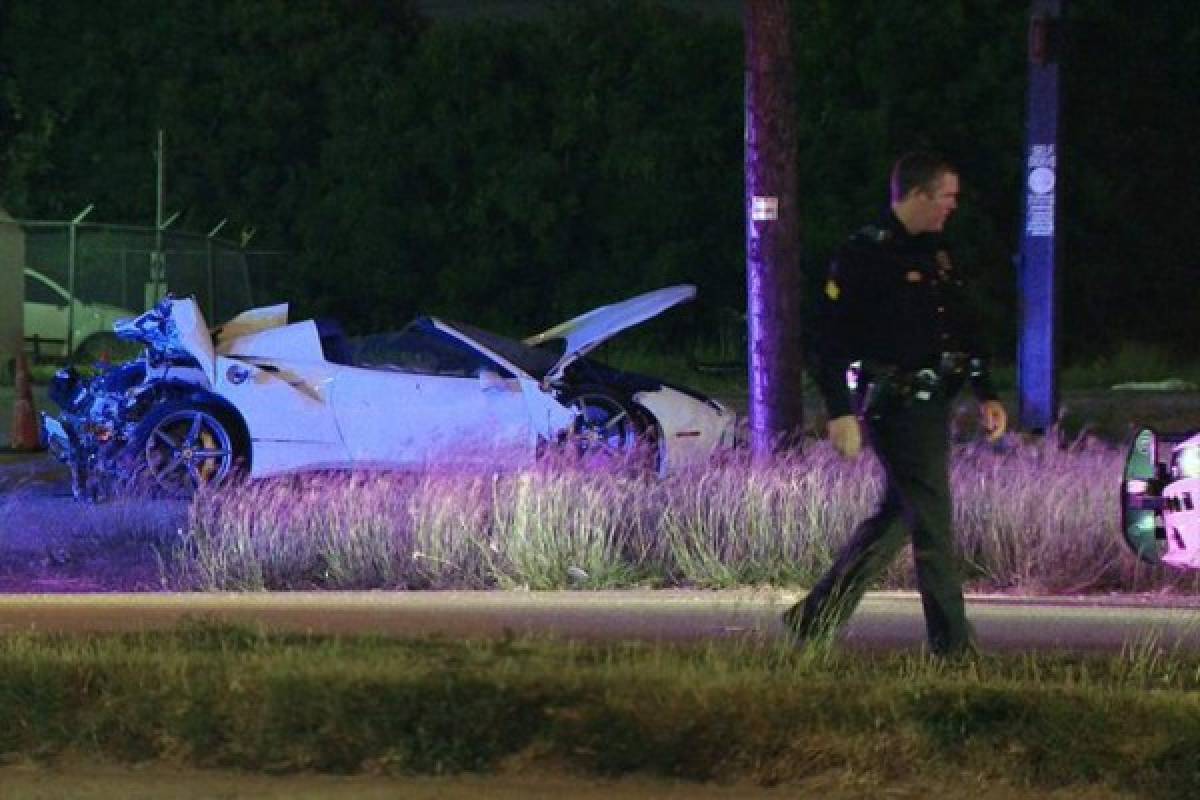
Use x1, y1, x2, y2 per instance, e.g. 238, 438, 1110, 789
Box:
788, 394, 972, 655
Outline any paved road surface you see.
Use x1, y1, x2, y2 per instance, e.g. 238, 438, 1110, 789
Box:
3, 589, 1200, 654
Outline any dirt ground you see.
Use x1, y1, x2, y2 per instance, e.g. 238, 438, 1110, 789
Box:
0, 760, 1141, 800
0, 451, 184, 592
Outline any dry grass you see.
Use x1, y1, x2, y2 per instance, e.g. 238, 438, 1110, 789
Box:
177, 434, 1193, 594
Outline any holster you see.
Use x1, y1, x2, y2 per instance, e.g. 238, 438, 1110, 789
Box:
848, 354, 971, 420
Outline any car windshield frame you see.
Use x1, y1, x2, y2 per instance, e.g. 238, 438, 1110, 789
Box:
436, 318, 564, 381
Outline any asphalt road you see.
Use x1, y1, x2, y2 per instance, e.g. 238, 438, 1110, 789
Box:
3, 589, 1200, 654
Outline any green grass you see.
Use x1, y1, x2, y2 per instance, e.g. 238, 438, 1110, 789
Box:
3, 620, 1200, 797
600, 339, 1200, 396
598, 342, 750, 400
1059, 342, 1200, 391
601, 341, 1200, 443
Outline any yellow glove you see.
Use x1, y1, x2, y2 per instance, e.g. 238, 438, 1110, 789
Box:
827, 415, 863, 459
979, 400, 1007, 442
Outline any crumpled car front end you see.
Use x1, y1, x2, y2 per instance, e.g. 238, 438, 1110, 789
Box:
41, 359, 154, 500
39, 297, 216, 500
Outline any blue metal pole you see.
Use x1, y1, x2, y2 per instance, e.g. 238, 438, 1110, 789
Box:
1018, 0, 1062, 432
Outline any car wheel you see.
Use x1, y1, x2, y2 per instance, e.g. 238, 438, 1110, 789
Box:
561, 386, 660, 472
133, 403, 242, 497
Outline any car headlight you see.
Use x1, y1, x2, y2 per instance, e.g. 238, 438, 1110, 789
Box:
1172, 445, 1200, 480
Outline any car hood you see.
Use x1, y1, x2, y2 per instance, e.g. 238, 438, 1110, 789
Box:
523, 285, 696, 382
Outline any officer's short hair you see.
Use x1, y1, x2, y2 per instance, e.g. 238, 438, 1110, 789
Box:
890, 152, 956, 202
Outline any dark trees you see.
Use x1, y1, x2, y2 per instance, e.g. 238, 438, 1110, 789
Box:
0, 0, 1195, 364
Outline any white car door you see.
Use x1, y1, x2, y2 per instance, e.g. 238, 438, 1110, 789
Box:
332, 327, 534, 468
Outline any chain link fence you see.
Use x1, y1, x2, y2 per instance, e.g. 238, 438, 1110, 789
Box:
3, 216, 285, 363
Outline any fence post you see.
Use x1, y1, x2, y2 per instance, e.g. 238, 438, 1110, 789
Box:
206, 219, 227, 323
0, 207, 24, 377
65, 205, 95, 358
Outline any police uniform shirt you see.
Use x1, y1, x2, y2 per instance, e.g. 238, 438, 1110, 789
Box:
814, 211, 997, 419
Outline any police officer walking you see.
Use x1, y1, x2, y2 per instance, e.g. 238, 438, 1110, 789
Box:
784, 152, 1008, 656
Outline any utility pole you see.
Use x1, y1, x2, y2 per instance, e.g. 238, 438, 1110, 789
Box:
744, 0, 804, 458
1018, 0, 1063, 432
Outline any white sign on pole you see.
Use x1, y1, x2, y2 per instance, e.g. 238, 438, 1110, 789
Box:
750, 196, 779, 221
1025, 144, 1057, 237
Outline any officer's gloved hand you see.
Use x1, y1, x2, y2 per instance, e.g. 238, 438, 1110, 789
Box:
827, 415, 863, 459
979, 400, 1007, 441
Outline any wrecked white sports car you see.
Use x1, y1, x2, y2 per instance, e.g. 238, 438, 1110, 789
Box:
41, 286, 735, 498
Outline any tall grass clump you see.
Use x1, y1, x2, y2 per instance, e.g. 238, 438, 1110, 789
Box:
180, 434, 1188, 594
953, 434, 1127, 592
487, 469, 658, 588
658, 444, 875, 587
185, 472, 413, 589
185, 471, 511, 590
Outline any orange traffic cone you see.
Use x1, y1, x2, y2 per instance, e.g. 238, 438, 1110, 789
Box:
10, 350, 42, 451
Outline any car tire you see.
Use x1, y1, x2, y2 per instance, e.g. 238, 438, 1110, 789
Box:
559, 385, 660, 473
129, 402, 245, 497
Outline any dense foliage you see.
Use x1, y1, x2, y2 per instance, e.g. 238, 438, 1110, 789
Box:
1, 0, 1195, 360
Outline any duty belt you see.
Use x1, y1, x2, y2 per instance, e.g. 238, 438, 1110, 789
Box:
846, 353, 980, 418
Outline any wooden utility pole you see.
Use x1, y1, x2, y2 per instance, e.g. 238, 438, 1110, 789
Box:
744, 0, 804, 458
1018, 0, 1062, 432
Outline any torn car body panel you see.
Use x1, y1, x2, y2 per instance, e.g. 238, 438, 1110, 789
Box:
215, 355, 346, 467
633, 387, 735, 473
215, 303, 290, 347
